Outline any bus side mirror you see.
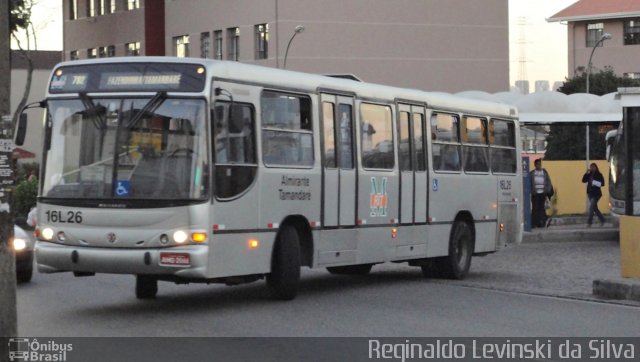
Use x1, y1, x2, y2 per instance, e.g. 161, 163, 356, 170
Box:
14, 113, 27, 146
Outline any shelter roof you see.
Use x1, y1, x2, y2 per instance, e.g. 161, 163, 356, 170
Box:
454, 91, 621, 124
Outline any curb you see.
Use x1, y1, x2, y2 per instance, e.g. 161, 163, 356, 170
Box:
593, 279, 640, 302
523, 228, 619, 243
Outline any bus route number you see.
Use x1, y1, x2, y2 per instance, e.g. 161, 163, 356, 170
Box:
499, 180, 512, 191
45, 210, 83, 224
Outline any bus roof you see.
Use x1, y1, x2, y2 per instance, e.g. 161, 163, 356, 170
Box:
51, 56, 518, 119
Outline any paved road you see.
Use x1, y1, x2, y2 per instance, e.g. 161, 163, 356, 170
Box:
16, 239, 639, 338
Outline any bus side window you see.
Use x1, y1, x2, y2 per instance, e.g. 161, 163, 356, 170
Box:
431, 113, 461, 172
261, 91, 314, 167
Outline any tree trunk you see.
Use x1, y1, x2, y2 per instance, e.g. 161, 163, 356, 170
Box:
0, 0, 18, 340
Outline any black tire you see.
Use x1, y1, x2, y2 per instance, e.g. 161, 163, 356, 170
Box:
136, 275, 158, 299
266, 226, 301, 300
16, 265, 33, 284
423, 220, 473, 280
326, 264, 373, 275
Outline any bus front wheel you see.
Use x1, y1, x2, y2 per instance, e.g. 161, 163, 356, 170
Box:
136, 275, 158, 299
266, 226, 301, 300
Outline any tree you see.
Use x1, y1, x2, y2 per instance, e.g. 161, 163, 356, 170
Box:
10, 0, 36, 126
545, 67, 640, 160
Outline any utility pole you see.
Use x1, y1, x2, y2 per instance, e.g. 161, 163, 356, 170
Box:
0, 0, 18, 340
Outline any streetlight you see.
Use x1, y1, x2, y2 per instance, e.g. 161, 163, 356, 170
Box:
283, 25, 305, 69
585, 32, 612, 168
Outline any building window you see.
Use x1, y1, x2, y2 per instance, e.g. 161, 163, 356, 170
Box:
70, 0, 78, 20
99, 0, 106, 15
110, 0, 116, 13
126, 42, 140, 56
98, 46, 107, 58
586, 23, 604, 47
624, 72, 640, 79
107, 45, 115, 57
87, 0, 95, 17
214, 30, 223, 60
127, 0, 140, 10
70, 50, 79, 60
174, 35, 190, 57
200, 32, 211, 58
624, 19, 640, 45
255, 24, 269, 60
88, 48, 97, 58
227, 27, 240, 61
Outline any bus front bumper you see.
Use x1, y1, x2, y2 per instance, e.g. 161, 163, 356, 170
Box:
35, 241, 208, 279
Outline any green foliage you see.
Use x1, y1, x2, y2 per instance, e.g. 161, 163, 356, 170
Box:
10, 0, 29, 33
558, 67, 640, 96
13, 177, 37, 217
15, 161, 38, 181
545, 68, 640, 160
544, 124, 613, 160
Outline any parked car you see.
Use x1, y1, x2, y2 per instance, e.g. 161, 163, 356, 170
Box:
11, 222, 35, 283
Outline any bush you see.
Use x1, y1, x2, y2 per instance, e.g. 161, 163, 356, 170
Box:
13, 177, 38, 217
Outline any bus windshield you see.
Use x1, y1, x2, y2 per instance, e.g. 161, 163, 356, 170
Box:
42, 96, 209, 203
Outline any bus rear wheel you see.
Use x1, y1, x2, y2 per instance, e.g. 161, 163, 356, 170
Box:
422, 220, 473, 280
136, 275, 158, 299
326, 264, 373, 275
266, 226, 301, 300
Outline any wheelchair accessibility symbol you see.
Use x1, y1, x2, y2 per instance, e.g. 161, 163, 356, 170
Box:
116, 180, 130, 197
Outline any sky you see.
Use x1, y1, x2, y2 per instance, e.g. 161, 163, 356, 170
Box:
15, 0, 579, 90
508, 0, 579, 89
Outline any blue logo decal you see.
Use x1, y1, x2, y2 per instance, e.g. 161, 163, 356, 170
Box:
115, 180, 130, 197
432, 179, 439, 192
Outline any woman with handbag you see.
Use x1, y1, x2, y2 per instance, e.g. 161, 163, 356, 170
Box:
582, 163, 606, 227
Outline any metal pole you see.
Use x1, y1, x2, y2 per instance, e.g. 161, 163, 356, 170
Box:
585, 33, 611, 170
584, 33, 611, 213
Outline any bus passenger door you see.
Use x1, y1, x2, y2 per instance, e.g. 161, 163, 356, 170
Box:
412, 108, 427, 223
321, 94, 356, 227
397, 105, 427, 224
398, 105, 414, 224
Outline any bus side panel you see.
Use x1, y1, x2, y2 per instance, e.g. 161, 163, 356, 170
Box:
316, 229, 358, 266
428, 173, 499, 254
208, 232, 275, 278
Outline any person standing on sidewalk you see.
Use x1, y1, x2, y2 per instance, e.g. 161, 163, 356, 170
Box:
530, 159, 554, 228
582, 162, 606, 227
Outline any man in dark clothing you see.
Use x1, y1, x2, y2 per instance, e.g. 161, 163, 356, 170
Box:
582, 162, 606, 227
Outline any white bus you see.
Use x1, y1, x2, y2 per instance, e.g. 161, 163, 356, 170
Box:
606, 120, 640, 216
17, 57, 522, 299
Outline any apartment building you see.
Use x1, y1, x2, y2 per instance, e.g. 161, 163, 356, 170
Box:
548, 0, 640, 79
11, 50, 62, 163
63, 0, 509, 93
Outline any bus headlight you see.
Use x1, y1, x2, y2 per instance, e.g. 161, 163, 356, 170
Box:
42, 227, 54, 241
12, 238, 26, 251
173, 230, 188, 244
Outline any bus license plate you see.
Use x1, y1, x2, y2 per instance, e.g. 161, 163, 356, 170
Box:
159, 253, 191, 266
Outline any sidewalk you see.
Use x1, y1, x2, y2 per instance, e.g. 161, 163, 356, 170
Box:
521, 215, 640, 303
523, 215, 618, 243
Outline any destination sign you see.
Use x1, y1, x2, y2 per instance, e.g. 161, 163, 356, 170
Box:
49, 62, 206, 93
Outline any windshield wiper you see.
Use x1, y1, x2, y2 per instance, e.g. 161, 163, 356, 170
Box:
125, 91, 167, 128
78, 92, 106, 130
